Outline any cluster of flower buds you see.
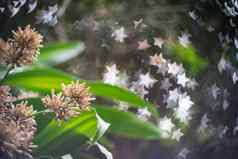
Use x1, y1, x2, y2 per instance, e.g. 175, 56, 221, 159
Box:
0, 25, 43, 67
42, 81, 93, 121
0, 86, 37, 159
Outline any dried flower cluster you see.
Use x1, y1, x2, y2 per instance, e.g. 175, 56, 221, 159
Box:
0, 85, 37, 159
0, 28, 42, 159
42, 81, 93, 121
0, 86, 13, 105
0, 25, 43, 66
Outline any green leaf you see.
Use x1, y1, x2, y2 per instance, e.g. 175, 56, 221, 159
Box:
3, 66, 151, 108
24, 98, 109, 157
94, 105, 161, 140
92, 113, 110, 143
38, 42, 85, 65
4, 67, 76, 93
34, 110, 97, 156
88, 82, 150, 109
165, 42, 208, 76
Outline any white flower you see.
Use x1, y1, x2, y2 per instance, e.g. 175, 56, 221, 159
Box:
149, 54, 168, 75
168, 62, 184, 76
217, 56, 228, 73
157, 63, 168, 75
174, 93, 193, 123
171, 128, 184, 142
177, 73, 190, 87
133, 18, 147, 29
0, 7, 4, 13
234, 117, 238, 135
138, 72, 157, 88
219, 126, 229, 139
232, 72, 238, 84
210, 83, 220, 100
158, 116, 175, 138
223, 1, 238, 16
178, 94, 194, 110
133, 18, 143, 29
103, 64, 120, 85
137, 39, 151, 50
235, 38, 238, 49
160, 78, 172, 91
103, 64, 129, 88
178, 32, 191, 47
27, 0, 37, 13
223, 99, 229, 111
149, 54, 166, 67
167, 88, 180, 108
198, 114, 210, 133
177, 148, 190, 159
130, 81, 149, 98
111, 27, 128, 43
36, 4, 58, 26
153, 37, 164, 48
137, 107, 151, 121
8, 5, 20, 17
8, 0, 26, 17
188, 11, 198, 20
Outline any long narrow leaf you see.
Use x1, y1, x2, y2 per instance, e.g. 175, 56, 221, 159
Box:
94, 105, 161, 140
4, 66, 150, 108
22, 98, 109, 157
38, 42, 85, 65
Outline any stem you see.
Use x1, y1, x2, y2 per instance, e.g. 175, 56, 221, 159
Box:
20, 110, 53, 123
57, 0, 72, 18
0, 65, 13, 85
32, 109, 53, 117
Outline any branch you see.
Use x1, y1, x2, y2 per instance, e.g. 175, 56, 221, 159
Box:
57, 0, 72, 18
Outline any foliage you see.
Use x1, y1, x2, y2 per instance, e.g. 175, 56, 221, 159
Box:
0, 41, 163, 158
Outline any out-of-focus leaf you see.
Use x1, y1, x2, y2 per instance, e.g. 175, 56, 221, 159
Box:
38, 42, 85, 65
3, 66, 152, 108
94, 105, 161, 140
166, 42, 208, 75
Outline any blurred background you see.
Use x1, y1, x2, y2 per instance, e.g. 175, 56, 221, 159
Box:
1, 0, 238, 159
